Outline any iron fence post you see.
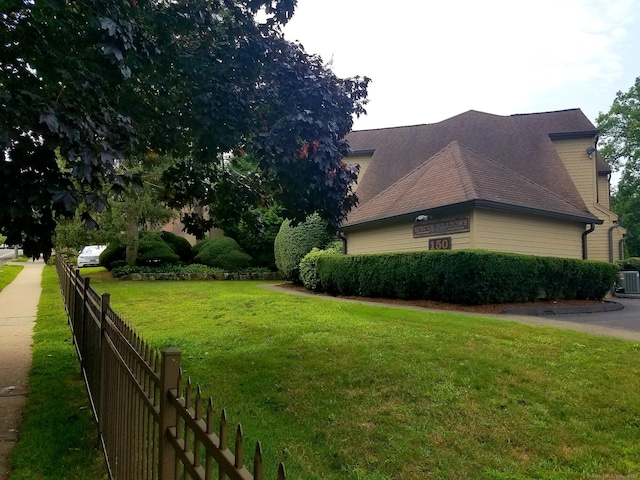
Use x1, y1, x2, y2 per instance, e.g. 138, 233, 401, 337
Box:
159, 348, 181, 480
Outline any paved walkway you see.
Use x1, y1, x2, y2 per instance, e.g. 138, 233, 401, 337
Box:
0, 260, 44, 480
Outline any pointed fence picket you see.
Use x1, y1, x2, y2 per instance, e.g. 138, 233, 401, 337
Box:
55, 256, 286, 480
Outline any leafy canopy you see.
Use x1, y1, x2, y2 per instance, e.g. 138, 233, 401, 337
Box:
597, 76, 640, 256
0, 0, 369, 259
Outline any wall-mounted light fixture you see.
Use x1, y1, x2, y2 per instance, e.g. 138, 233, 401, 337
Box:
586, 146, 596, 158
415, 214, 430, 222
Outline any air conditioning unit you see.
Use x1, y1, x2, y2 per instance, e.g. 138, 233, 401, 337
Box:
617, 271, 640, 294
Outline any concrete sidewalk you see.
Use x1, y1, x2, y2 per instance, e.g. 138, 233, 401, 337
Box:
0, 260, 44, 480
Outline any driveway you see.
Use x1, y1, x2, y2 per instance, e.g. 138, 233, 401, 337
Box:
501, 296, 640, 341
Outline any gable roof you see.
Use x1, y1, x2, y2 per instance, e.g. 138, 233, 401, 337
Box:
343, 109, 606, 227
343, 141, 601, 227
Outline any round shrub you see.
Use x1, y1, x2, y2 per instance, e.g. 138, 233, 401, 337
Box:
274, 213, 332, 283
137, 239, 180, 265
160, 231, 193, 263
192, 238, 212, 258
194, 237, 252, 271
99, 243, 126, 270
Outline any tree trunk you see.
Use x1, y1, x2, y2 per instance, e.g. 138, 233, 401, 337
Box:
125, 204, 139, 266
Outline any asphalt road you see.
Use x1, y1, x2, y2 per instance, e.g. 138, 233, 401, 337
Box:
0, 248, 17, 266
552, 296, 640, 333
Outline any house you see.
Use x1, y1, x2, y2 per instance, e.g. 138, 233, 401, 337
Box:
341, 109, 626, 263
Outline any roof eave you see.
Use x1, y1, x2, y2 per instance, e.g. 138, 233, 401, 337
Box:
341, 200, 603, 231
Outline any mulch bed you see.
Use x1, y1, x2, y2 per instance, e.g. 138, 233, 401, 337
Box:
276, 282, 607, 315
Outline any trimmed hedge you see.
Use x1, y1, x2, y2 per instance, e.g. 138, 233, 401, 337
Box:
617, 257, 640, 272
160, 231, 193, 263
316, 250, 618, 305
299, 242, 343, 291
274, 213, 332, 283
193, 237, 252, 272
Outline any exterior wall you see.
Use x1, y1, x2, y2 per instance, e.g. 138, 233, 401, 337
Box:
553, 138, 626, 262
552, 138, 597, 207
348, 153, 374, 192
345, 216, 473, 255
473, 209, 584, 259
597, 175, 611, 210
345, 209, 584, 259
587, 205, 626, 262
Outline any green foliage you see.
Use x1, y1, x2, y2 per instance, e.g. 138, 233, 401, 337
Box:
227, 204, 284, 270
137, 232, 180, 266
160, 231, 193, 263
617, 257, 640, 271
317, 251, 618, 304
2, 0, 368, 262
99, 244, 126, 271
597, 76, 640, 257
300, 244, 344, 291
274, 213, 332, 282
111, 264, 223, 278
194, 237, 252, 272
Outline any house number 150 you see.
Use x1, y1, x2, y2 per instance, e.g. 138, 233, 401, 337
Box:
429, 237, 451, 250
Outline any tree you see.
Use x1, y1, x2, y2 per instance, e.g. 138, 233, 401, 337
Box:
597, 76, 640, 257
1, 0, 369, 260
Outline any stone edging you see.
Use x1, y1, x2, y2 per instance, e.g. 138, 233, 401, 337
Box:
118, 272, 282, 281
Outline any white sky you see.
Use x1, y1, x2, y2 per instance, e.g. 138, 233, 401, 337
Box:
283, 0, 640, 132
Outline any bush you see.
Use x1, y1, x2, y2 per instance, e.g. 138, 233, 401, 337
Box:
194, 237, 252, 271
137, 239, 180, 265
316, 250, 617, 305
617, 257, 640, 272
274, 213, 332, 283
299, 243, 343, 291
99, 244, 126, 270
160, 231, 193, 263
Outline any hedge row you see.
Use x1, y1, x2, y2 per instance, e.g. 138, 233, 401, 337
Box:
316, 250, 618, 305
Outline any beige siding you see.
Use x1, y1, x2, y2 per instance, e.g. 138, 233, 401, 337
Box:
346, 219, 473, 255
348, 154, 373, 192
552, 138, 596, 207
597, 175, 611, 210
587, 205, 626, 262
470, 210, 584, 258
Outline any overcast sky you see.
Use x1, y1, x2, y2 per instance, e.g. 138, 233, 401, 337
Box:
283, 0, 640, 132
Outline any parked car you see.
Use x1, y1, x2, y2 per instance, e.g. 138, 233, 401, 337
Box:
77, 245, 108, 267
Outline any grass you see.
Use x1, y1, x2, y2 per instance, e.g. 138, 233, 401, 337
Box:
8, 266, 108, 480
0, 265, 23, 293
82, 268, 640, 480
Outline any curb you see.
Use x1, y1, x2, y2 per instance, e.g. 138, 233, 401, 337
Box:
504, 300, 623, 316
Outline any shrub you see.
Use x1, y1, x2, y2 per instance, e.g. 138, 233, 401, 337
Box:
300, 243, 343, 291
137, 239, 180, 265
194, 237, 252, 271
99, 243, 126, 270
617, 257, 640, 272
317, 250, 617, 305
160, 231, 193, 263
274, 213, 332, 283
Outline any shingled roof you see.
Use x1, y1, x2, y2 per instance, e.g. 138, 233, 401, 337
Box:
343, 109, 607, 228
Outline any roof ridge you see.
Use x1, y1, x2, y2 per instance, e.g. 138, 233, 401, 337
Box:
510, 108, 582, 117
448, 141, 479, 200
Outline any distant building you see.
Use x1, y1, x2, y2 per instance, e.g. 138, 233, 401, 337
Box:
341, 109, 626, 262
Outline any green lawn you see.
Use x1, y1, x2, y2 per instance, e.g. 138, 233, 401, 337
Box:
83, 269, 640, 480
0, 264, 23, 293
9, 266, 107, 480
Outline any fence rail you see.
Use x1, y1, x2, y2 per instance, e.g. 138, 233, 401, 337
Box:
55, 256, 286, 480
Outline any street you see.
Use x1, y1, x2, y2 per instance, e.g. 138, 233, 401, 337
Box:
0, 248, 18, 266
